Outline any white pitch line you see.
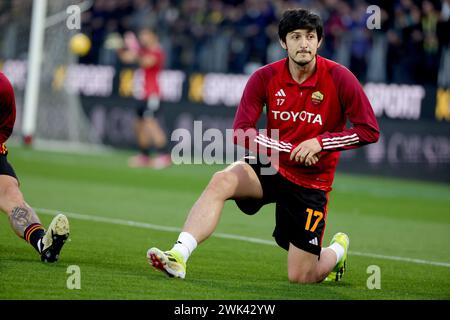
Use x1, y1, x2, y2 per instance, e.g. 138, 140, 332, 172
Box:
36, 208, 450, 269
348, 251, 450, 268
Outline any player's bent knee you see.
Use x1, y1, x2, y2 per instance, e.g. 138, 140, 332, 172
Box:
288, 267, 303, 283
288, 266, 320, 284
288, 272, 317, 284
207, 171, 238, 197
288, 271, 300, 283
299, 274, 318, 284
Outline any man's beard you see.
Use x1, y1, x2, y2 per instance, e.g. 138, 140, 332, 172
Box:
293, 55, 314, 67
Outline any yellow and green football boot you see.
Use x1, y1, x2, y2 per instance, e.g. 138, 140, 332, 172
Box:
325, 232, 350, 282
147, 247, 186, 279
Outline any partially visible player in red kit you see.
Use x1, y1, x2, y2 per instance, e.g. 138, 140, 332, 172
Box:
119, 28, 171, 169
147, 9, 379, 283
0, 72, 70, 262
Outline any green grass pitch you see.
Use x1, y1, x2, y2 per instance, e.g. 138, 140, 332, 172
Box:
0, 145, 449, 299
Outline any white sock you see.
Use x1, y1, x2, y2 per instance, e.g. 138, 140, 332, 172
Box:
171, 232, 197, 262
328, 242, 344, 265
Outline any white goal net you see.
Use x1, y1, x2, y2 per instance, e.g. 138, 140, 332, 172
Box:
0, 0, 98, 148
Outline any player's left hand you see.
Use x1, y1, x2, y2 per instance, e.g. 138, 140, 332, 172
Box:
290, 138, 322, 166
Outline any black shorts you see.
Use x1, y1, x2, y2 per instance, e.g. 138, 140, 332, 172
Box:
235, 155, 328, 256
137, 96, 162, 119
0, 153, 18, 180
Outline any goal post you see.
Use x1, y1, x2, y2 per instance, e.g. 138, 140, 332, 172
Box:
22, 0, 47, 144
20, 0, 95, 148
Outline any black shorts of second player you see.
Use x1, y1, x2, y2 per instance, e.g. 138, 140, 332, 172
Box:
137, 96, 162, 119
235, 155, 328, 256
0, 153, 18, 180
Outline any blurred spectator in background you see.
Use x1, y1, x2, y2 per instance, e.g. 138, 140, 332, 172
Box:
421, 0, 440, 83
437, 0, 450, 88
1, 0, 448, 87
0, 0, 32, 60
117, 28, 171, 169
347, 0, 371, 83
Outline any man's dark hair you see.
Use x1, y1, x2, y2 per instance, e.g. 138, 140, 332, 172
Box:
278, 9, 323, 42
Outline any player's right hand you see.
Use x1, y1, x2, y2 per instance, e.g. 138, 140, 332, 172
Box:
290, 138, 322, 166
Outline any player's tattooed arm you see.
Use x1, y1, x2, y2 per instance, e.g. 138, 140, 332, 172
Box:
9, 206, 40, 238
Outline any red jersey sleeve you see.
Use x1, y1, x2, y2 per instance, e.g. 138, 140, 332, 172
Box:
232, 71, 266, 154
317, 66, 379, 151
0, 73, 16, 144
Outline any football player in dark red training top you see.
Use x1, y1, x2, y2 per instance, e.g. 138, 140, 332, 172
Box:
0, 72, 70, 262
118, 28, 171, 169
147, 8, 379, 283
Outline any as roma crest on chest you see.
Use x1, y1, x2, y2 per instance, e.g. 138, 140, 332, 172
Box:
311, 91, 324, 105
